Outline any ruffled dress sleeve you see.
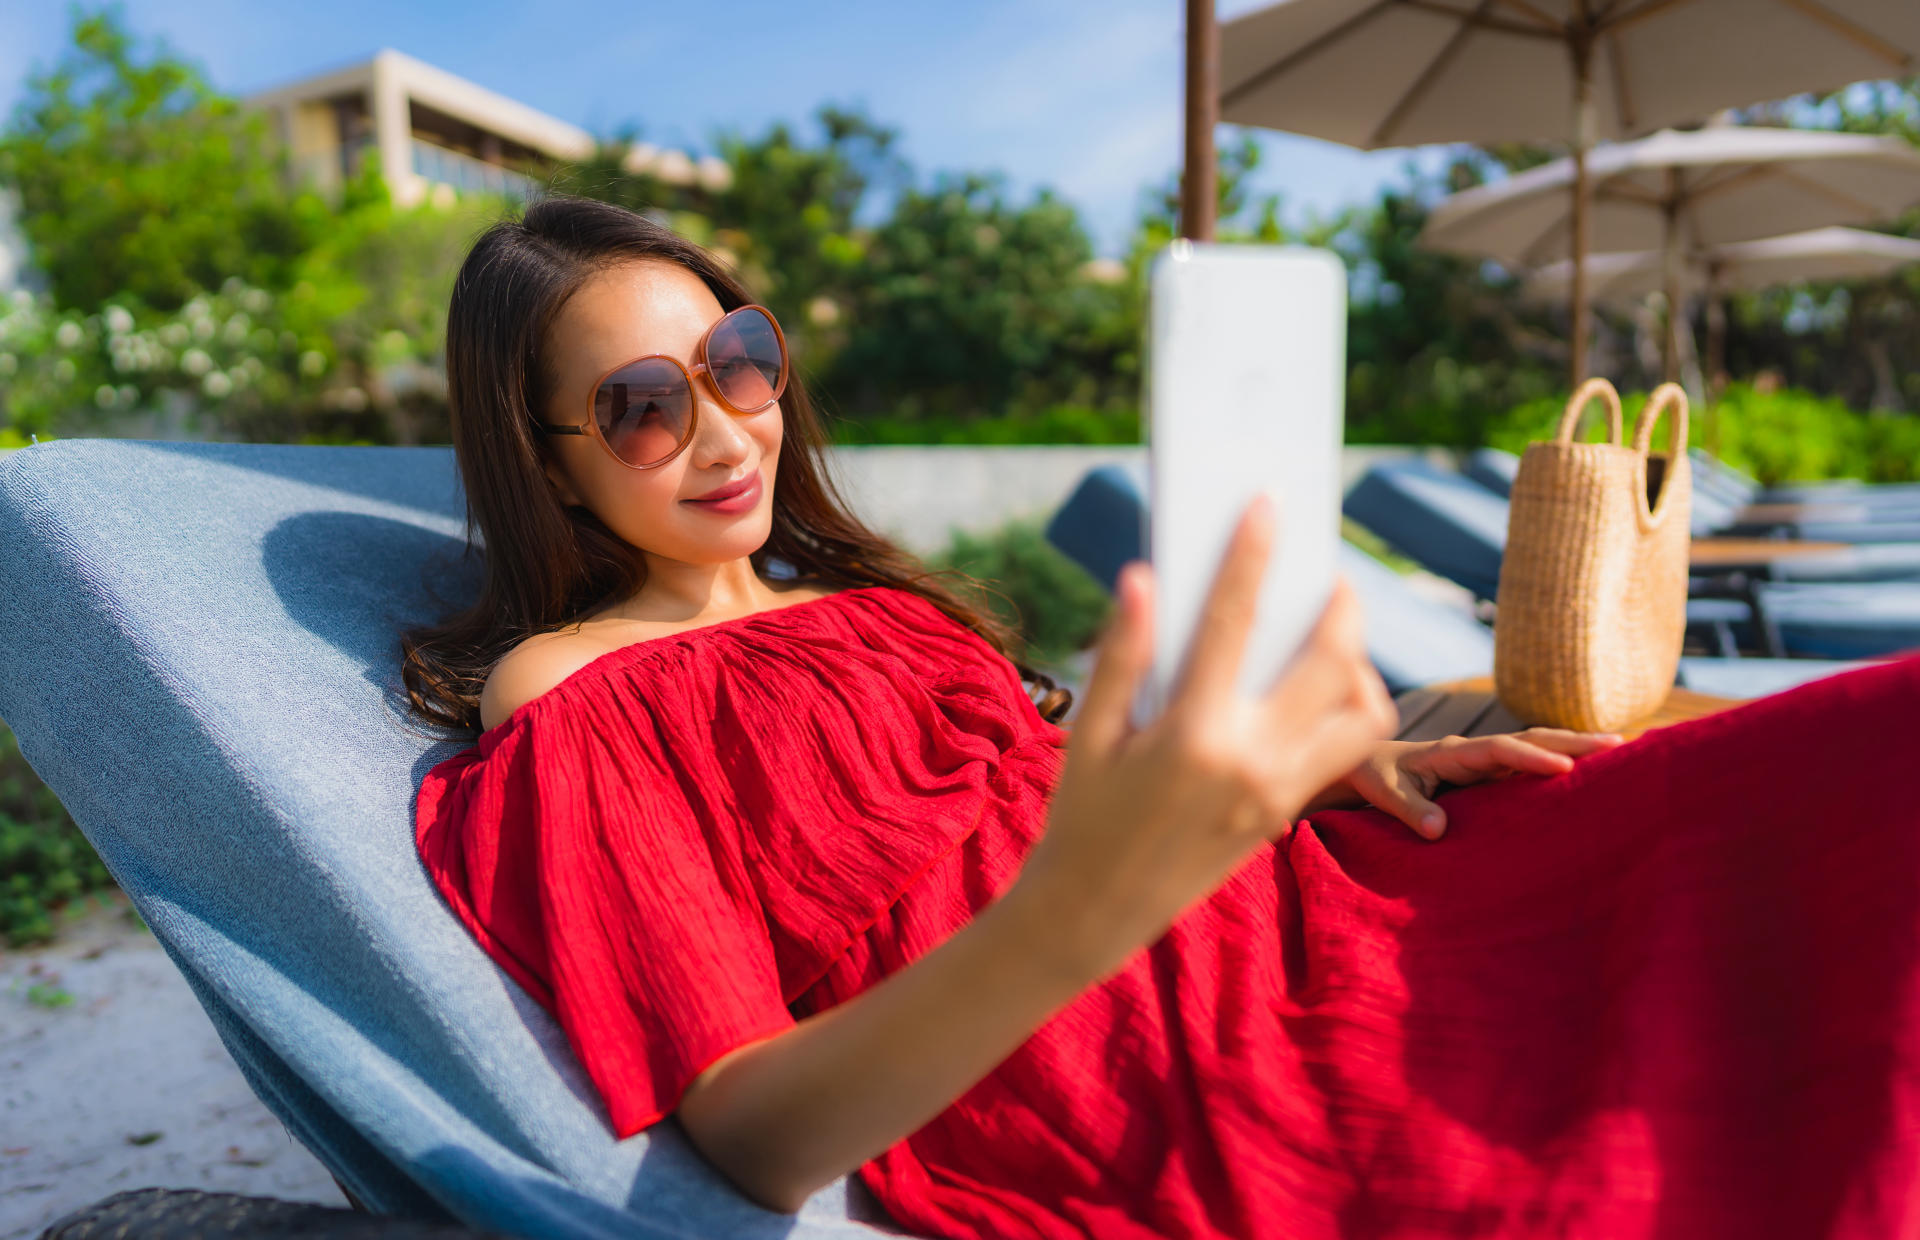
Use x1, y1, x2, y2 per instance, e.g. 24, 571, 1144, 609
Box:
413, 587, 1066, 1139
415, 685, 795, 1135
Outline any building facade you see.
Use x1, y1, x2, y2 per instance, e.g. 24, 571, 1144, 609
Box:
244, 49, 728, 206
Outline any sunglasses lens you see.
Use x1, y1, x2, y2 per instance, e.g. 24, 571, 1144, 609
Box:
707, 307, 786, 412
594, 358, 691, 467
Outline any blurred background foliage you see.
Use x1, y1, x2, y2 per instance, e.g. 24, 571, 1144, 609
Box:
1487, 381, 1920, 486
7, 8, 1912, 483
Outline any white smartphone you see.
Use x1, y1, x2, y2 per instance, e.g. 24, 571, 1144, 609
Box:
1135, 241, 1346, 725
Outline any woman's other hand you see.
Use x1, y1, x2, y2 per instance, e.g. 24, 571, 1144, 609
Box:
1014, 495, 1400, 984
1304, 729, 1627, 840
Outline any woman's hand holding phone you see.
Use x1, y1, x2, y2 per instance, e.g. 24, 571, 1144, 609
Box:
1013, 494, 1399, 985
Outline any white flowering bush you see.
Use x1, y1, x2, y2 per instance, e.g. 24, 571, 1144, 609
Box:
0, 188, 478, 445
0, 277, 338, 441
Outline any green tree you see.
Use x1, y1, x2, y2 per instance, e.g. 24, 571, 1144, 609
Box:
1335, 171, 1565, 445
0, 5, 326, 314
553, 106, 904, 373
556, 109, 1135, 432
707, 107, 904, 342
821, 172, 1129, 422
1141, 131, 1290, 247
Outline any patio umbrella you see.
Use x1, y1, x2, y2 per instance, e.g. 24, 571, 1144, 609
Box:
1422, 126, 1920, 376
1209, 0, 1920, 382
1521, 226, 1920, 305
1520, 225, 1920, 390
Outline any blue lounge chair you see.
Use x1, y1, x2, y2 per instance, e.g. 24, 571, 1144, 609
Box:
1346, 460, 1920, 660
0, 440, 912, 1240
1044, 464, 1869, 696
1465, 447, 1920, 559
1691, 448, 1920, 510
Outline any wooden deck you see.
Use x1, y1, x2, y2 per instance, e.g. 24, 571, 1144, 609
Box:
1689, 537, 1850, 570
1394, 676, 1739, 742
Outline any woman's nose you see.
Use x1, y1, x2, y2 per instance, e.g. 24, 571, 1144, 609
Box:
686, 383, 752, 469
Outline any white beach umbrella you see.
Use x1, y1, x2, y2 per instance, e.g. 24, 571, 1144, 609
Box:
1426, 128, 1920, 271
1214, 0, 1920, 381
1423, 126, 1920, 372
1521, 226, 1920, 305
1420, 128, 1920, 376
1523, 225, 1920, 388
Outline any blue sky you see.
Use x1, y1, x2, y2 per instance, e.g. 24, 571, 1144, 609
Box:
0, 0, 1454, 255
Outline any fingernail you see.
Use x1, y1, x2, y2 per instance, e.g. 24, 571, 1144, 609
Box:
1422, 812, 1444, 835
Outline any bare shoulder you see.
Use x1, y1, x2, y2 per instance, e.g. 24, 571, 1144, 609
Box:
479, 628, 618, 733
477, 581, 848, 732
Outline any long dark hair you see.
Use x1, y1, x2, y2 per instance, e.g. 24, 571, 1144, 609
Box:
401, 195, 1069, 732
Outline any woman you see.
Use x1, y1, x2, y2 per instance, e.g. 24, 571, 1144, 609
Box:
409, 196, 1920, 1239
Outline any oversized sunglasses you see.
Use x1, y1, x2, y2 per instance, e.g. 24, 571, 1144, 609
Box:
535, 303, 789, 469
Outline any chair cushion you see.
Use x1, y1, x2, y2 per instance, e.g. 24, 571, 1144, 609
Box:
1461, 448, 1518, 499
0, 440, 908, 1239
1341, 461, 1508, 601
1045, 461, 1498, 692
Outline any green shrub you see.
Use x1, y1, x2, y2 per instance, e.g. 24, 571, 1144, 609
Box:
1484, 384, 1920, 486
930, 520, 1111, 668
0, 720, 113, 946
1708, 384, 1920, 485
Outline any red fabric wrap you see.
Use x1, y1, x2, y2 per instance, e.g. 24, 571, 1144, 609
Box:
418, 585, 1920, 1238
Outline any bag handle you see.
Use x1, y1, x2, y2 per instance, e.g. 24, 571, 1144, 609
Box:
1555, 377, 1623, 446
1632, 382, 1689, 457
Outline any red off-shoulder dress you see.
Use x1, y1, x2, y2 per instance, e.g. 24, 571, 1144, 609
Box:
416, 584, 1920, 1239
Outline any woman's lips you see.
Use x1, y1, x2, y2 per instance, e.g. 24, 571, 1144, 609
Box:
682, 470, 762, 514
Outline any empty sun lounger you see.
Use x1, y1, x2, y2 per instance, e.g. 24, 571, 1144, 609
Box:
1355, 459, 1920, 657
1344, 460, 1920, 661
1044, 464, 1870, 698
1691, 448, 1920, 510
0, 439, 912, 1240
1466, 447, 1920, 559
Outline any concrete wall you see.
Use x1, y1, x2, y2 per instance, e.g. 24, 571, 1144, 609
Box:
822, 445, 1145, 554
822, 443, 1456, 553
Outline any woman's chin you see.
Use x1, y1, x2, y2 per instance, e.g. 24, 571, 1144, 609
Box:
655, 513, 776, 565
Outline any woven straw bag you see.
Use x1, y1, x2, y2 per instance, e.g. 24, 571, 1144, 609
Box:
1493, 379, 1693, 732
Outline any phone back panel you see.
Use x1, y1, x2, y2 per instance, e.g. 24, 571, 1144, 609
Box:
1140, 242, 1346, 721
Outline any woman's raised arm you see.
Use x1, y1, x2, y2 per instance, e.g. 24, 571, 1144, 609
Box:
675, 496, 1398, 1213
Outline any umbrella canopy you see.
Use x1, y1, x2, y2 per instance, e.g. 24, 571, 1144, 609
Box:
1210, 0, 1920, 381
1219, 1, 1920, 149
1423, 127, 1920, 270
1522, 225, 1920, 399
1424, 125, 1920, 377
1521, 226, 1920, 304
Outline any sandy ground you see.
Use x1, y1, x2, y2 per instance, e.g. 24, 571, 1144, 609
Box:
0, 892, 346, 1240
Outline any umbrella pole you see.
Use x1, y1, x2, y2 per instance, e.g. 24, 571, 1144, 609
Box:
1568, 45, 1595, 387
1182, 0, 1218, 242
1705, 267, 1727, 391
1705, 264, 1728, 456
1662, 169, 1682, 384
